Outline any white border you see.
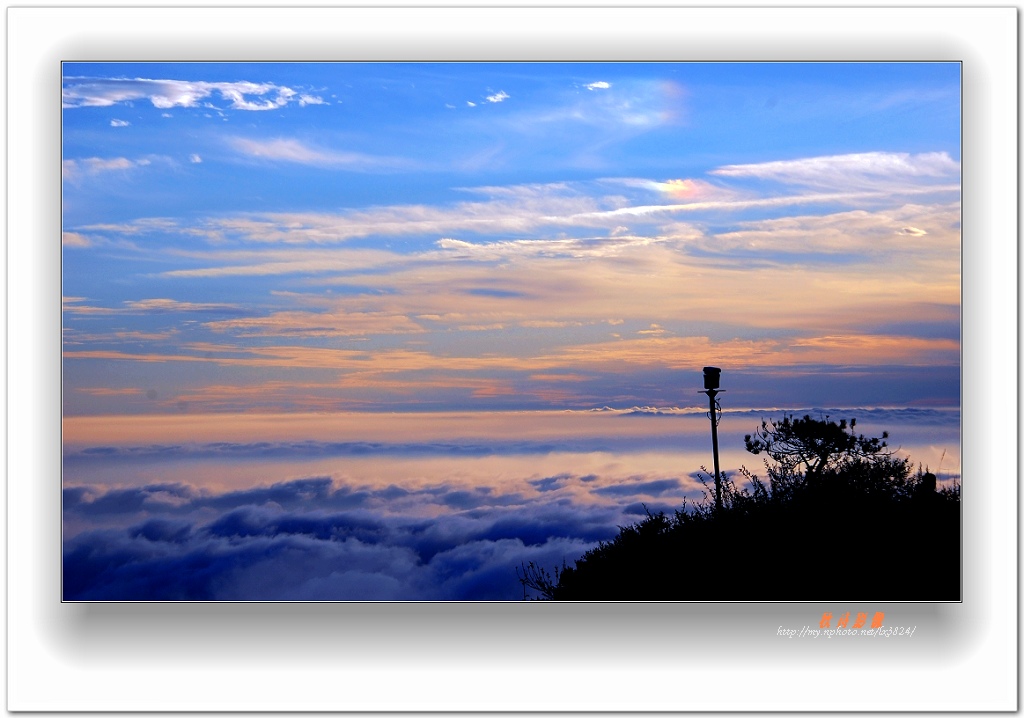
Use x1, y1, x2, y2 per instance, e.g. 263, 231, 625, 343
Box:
8, 5, 1017, 712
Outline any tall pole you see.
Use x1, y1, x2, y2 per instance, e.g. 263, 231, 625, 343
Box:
707, 387, 722, 514
701, 367, 723, 514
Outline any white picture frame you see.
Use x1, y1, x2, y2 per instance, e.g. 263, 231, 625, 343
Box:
10, 4, 1017, 711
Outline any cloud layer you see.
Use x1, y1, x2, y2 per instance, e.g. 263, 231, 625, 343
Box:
63, 472, 682, 600
62, 401, 961, 601
711, 151, 959, 188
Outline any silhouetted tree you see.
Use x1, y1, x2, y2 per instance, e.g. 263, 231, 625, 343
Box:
516, 560, 563, 600
744, 414, 892, 477
520, 415, 960, 601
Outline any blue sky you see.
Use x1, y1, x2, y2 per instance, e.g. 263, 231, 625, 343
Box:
62, 62, 960, 416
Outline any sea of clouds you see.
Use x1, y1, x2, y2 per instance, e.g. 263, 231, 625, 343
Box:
62, 407, 959, 601
63, 472, 700, 600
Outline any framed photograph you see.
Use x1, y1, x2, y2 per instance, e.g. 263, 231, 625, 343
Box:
12, 4, 1018, 712
60, 58, 963, 604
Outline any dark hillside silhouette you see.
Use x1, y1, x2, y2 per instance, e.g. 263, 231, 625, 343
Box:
519, 414, 960, 601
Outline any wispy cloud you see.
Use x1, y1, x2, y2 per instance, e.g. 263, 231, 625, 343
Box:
124, 298, 242, 313
154, 252, 379, 281
62, 232, 91, 248
898, 226, 927, 237
436, 235, 668, 260
551, 333, 960, 372
701, 202, 961, 260
63, 297, 243, 315
566, 185, 959, 223
485, 90, 510, 104
76, 217, 181, 235
557, 79, 684, 129
62, 77, 321, 111
109, 119, 130, 127
451, 80, 682, 170
76, 387, 145, 397
228, 137, 410, 170
653, 178, 727, 200
603, 176, 740, 202
203, 309, 424, 338
710, 151, 960, 190
62, 304, 116, 316
159, 184, 607, 244
158, 248, 401, 278
62, 156, 146, 180
73, 178, 772, 247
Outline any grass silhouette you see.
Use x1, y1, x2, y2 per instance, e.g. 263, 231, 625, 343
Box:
518, 414, 960, 601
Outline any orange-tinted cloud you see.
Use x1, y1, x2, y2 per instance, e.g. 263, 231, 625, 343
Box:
64, 329, 958, 379
75, 387, 145, 396
204, 310, 424, 338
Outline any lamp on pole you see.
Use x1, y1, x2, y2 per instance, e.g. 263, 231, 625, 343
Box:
701, 367, 724, 514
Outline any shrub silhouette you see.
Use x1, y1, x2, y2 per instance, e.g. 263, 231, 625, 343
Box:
744, 414, 892, 477
520, 414, 960, 601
